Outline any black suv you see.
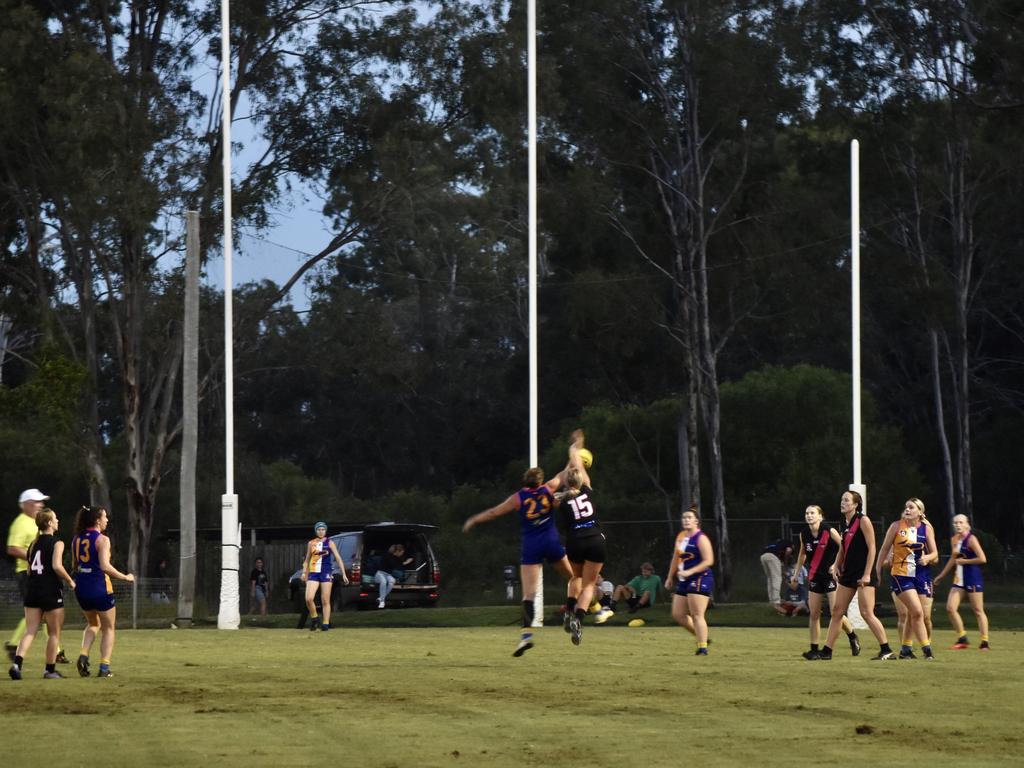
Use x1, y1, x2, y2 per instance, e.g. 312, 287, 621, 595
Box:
288, 523, 440, 610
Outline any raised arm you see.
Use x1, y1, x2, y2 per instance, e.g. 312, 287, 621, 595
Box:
463, 494, 519, 533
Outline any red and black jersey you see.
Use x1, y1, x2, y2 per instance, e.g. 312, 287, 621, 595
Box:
800, 523, 838, 582
839, 512, 871, 579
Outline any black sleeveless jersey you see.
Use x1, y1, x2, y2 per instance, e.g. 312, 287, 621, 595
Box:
800, 523, 839, 582
560, 485, 603, 541
26, 534, 62, 596
839, 512, 871, 579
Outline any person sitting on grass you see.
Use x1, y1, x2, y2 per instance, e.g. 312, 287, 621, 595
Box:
602, 562, 660, 622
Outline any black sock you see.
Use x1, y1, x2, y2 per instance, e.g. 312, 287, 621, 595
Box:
810, 644, 819, 652
820, 645, 833, 656
609, 600, 618, 611
880, 642, 892, 654
566, 597, 577, 613
522, 600, 535, 628
575, 608, 587, 620
846, 629, 856, 637
600, 595, 611, 608
627, 596, 639, 610
14, 655, 23, 667
45, 663, 55, 673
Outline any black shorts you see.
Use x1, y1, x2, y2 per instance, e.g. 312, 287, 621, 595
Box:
808, 576, 836, 594
24, 586, 65, 612
837, 571, 877, 589
566, 535, 607, 565
16, 570, 28, 599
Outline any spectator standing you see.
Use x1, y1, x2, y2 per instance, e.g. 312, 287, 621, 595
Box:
249, 558, 270, 615
760, 537, 793, 610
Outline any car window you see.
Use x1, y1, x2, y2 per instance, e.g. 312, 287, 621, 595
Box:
331, 534, 359, 563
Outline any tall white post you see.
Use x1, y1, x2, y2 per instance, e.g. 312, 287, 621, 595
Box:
218, 0, 240, 630
527, 0, 538, 469
527, 0, 543, 626
847, 139, 867, 629
850, 140, 863, 489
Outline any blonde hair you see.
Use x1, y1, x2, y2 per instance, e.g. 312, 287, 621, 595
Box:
554, 468, 584, 504
806, 504, 824, 518
907, 497, 926, 517
35, 508, 56, 532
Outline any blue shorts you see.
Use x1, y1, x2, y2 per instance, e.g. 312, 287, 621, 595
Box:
307, 572, 332, 583
953, 583, 983, 594
521, 531, 566, 565
76, 589, 115, 613
675, 573, 714, 597
890, 575, 918, 595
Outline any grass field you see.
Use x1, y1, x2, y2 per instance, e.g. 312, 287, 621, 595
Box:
5, 605, 1021, 767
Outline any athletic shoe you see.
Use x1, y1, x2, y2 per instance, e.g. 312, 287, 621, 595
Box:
951, 642, 970, 650
898, 649, 917, 660
76, 655, 91, 678
512, 639, 534, 657
848, 633, 861, 656
871, 651, 896, 660
594, 608, 614, 624
979, 641, 991, 651
924, 652, 935, 661
43, 670, 64, 679
55, 650, 69, 664
309, 617, 320, 632
802, 649, 820, 660
8, 664, 21, 681
569, 614, 582, 646
320, 623, 330, 632
694, 648, 708, 656
377, 599, 386, 609
563, 610, 573, 633
97, 668, 113, 678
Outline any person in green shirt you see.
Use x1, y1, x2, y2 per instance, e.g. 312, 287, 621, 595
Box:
607, 562, 661, 616
6, 489, 67, 664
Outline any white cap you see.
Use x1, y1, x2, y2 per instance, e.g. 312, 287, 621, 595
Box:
18, 488, 50, 503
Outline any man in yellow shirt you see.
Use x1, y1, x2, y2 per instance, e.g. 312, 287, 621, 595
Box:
6, 488, 67, 664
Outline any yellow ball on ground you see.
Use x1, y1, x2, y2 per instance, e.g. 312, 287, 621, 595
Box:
628, 618, 645, 628
577, 448, 593, 468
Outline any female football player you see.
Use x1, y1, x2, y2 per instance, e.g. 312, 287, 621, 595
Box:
934, 514, 990, 650
813, 490, 894, 661
665, 505, 714, 655
72, 506, 134, 677
8, 509, 75, 680
791, 504, 859, 659
555, 430, 605, 647
302, 522, 350, 632
463, 445, 575, 657
876, 498, 938, 659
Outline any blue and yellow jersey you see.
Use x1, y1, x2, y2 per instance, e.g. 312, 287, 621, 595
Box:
891, 521, 926, 577
674, 530, 712, 579
307, 537, 334, 576
72, 529, 113, 596
954, 532, 983, 587
517, 486, 556, 536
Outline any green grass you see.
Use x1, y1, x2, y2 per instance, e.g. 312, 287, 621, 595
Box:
5, 611, 1021, 767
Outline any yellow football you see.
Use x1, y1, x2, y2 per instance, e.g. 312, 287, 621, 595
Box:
628, 618, 645, 628
577, 448, 593, 469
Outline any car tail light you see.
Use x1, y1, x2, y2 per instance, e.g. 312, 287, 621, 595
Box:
350, 562, 361, 582
432, 562, 441, 584
359, 590, 370, 598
